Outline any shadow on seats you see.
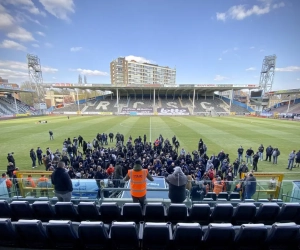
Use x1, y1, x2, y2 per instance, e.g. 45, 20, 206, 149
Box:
110, 221, 139, 249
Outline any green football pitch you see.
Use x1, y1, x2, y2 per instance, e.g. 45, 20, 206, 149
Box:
0, 115, 299, 182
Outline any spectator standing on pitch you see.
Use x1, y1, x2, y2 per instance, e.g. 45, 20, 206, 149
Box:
237, 146, 244, 162
36, 147, 43, 166
30, 148, 37, 169
51, 161, 73, 201
287, 150, 296, 171
272, 148, 280, 164
78, 135, 83, 147
265, 145, 273, 162
245, 147, 254, 165
252, 152, 259, 172
123, 159, 154, 207
258, 144, 264, 161
49, 130, 54, 140
295, 150, 300, 168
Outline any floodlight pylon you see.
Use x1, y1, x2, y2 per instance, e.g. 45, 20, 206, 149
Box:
259, 55, 276, 94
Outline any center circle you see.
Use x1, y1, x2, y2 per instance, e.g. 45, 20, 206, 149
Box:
120, 122, 182, 129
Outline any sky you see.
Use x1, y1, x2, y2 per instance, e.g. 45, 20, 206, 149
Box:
0, 0, 299, 90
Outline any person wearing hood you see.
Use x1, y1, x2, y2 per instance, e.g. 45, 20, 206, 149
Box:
165, 166, 188, 203
206, 160, 213, 172
123, 159, 154, 207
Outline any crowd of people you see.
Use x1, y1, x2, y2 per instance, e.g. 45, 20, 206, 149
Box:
3, 132, 300, 202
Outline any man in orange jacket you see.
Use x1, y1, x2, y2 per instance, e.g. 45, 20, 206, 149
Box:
1, 173, 13, 197
26, 175, 37, 197
123, 159, 154, 207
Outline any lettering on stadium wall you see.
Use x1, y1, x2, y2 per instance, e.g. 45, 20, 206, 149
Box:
157, 108, 190, 115
121, 108, 153, 114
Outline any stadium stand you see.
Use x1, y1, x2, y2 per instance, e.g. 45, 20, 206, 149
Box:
220, 97, 250, 113
159, 98, 181, 108
0, 201, 300, 249
127, 98, 153, 108
0, 96, 37, 115
193, 97, 228, 113
81, 98, 118, 113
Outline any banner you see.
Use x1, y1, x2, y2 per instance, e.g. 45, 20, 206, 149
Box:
15, 113, 30, 117
121, 108, 153, 115
157, 108, 190, 115
64, 112, 77, 114
0, 114, 14, 119
98, 112, 113, 115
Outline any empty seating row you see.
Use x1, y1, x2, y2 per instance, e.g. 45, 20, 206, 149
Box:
0, 219, 299, 249
1, 200, 300, 225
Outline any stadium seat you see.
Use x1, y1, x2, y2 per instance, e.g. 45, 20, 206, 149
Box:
167, 204, 188, 223
244, 199, 255, 202
206, 192, 217, 201
143, 203, 166, 222
121, 203, 143, 223
276, 203, 300, 223
10, 201, 34, 220
217, 192, 229, 200
232, 203, 257, 225
77, 202, 101, 221
229, 192, 241, 200
99, 202, 120, 223
0, 218, 18, 247
46, 220, 80, 249
234, 224, 268, 249
0, 200, 11, 218
15, 219, 50, 248
32, 201, 56, 222
210, 203, 233, 223
202, 223, 235, 249
55, 202, 80, 221
188, 204, 211, 225
266, 223, 300, 249
254, 203, 280, 225
140, 222, 172, 250
172, 223, 202, 249
110, 221, 139, 249
78, 221, 109, 249
258, 199, 269, 202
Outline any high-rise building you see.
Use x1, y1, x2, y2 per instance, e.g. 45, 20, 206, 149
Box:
110, 57, 176, 85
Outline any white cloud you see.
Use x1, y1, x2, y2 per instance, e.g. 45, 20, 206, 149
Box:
125, 55, 154, 64
250, 46, 255, 49
0, 68, 28, 79
218, 58, 222, 61
3, 0, 46, 16
246, 67, 256, 71
7, 26, 35, 41
273, 2, 285, 9
0, 60, 58, 73
233, 47, 239, 51
39, 0, 75, 21
222, 49, 229, 54
70, 68, 108, 76
275, 66, 300, 72
216, 0, 284, 21
297, 78, 300, 81
214, 75, 228, 81
0, 12, 15, 29
70, 46, 82, 52
45, 42, 53, 48
0, 39, 26, 51
32, 43, 39, 48
36, 31, 45, 36
260, 49, 265, 52
43, 66, 58, 73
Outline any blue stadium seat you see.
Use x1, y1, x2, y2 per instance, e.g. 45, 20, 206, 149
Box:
77, 202, 101, 221
229, 192, 241, 200
46, 220, 80, 249
232, 203, 257, 225
78, 221, 109, 249
99, 202, 120, 223
276, 203, 300, 223
189, 204, 211, 225
266, 222, 300, 249
110, 221, 139, 249
15, 219, 50, 248
210, 203, 233, 223
10, 201, 34, 220
206, 192, 217, 201
217, 192, 229, 200
234, 224, 268, 249
140, 222, 172, 250
143, 203, 166, 222
203, 223, 235, 249
0, 218, 18, 247
172, 223, 202, 250
32, 201, 56, 222
0, 200, 11, 218
167, 204, 188, 223
55, 202, 80, 221
121, 203, 143, 223
254, 203, 280, 225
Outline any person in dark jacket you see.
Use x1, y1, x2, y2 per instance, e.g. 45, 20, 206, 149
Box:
30, 148, 37, 169
245, 173, 256, 199
166, 166, 188, 203
51, 161, 73, 201
190, 181, 207, 201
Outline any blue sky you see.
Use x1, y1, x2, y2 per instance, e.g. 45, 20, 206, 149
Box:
0, 0, 299, 90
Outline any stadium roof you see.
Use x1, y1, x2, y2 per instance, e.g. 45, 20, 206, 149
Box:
267, 88, 300, 95
0, 85, 35, 93
48, 83, 259, 96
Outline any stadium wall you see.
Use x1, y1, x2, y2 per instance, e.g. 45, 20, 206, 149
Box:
219, 96, 254, 112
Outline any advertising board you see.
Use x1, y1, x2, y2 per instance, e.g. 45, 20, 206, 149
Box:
157, 108, 190, 115
121, 108, 153, 115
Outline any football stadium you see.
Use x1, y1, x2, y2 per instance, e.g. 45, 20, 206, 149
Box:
1, 0, 300, 248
